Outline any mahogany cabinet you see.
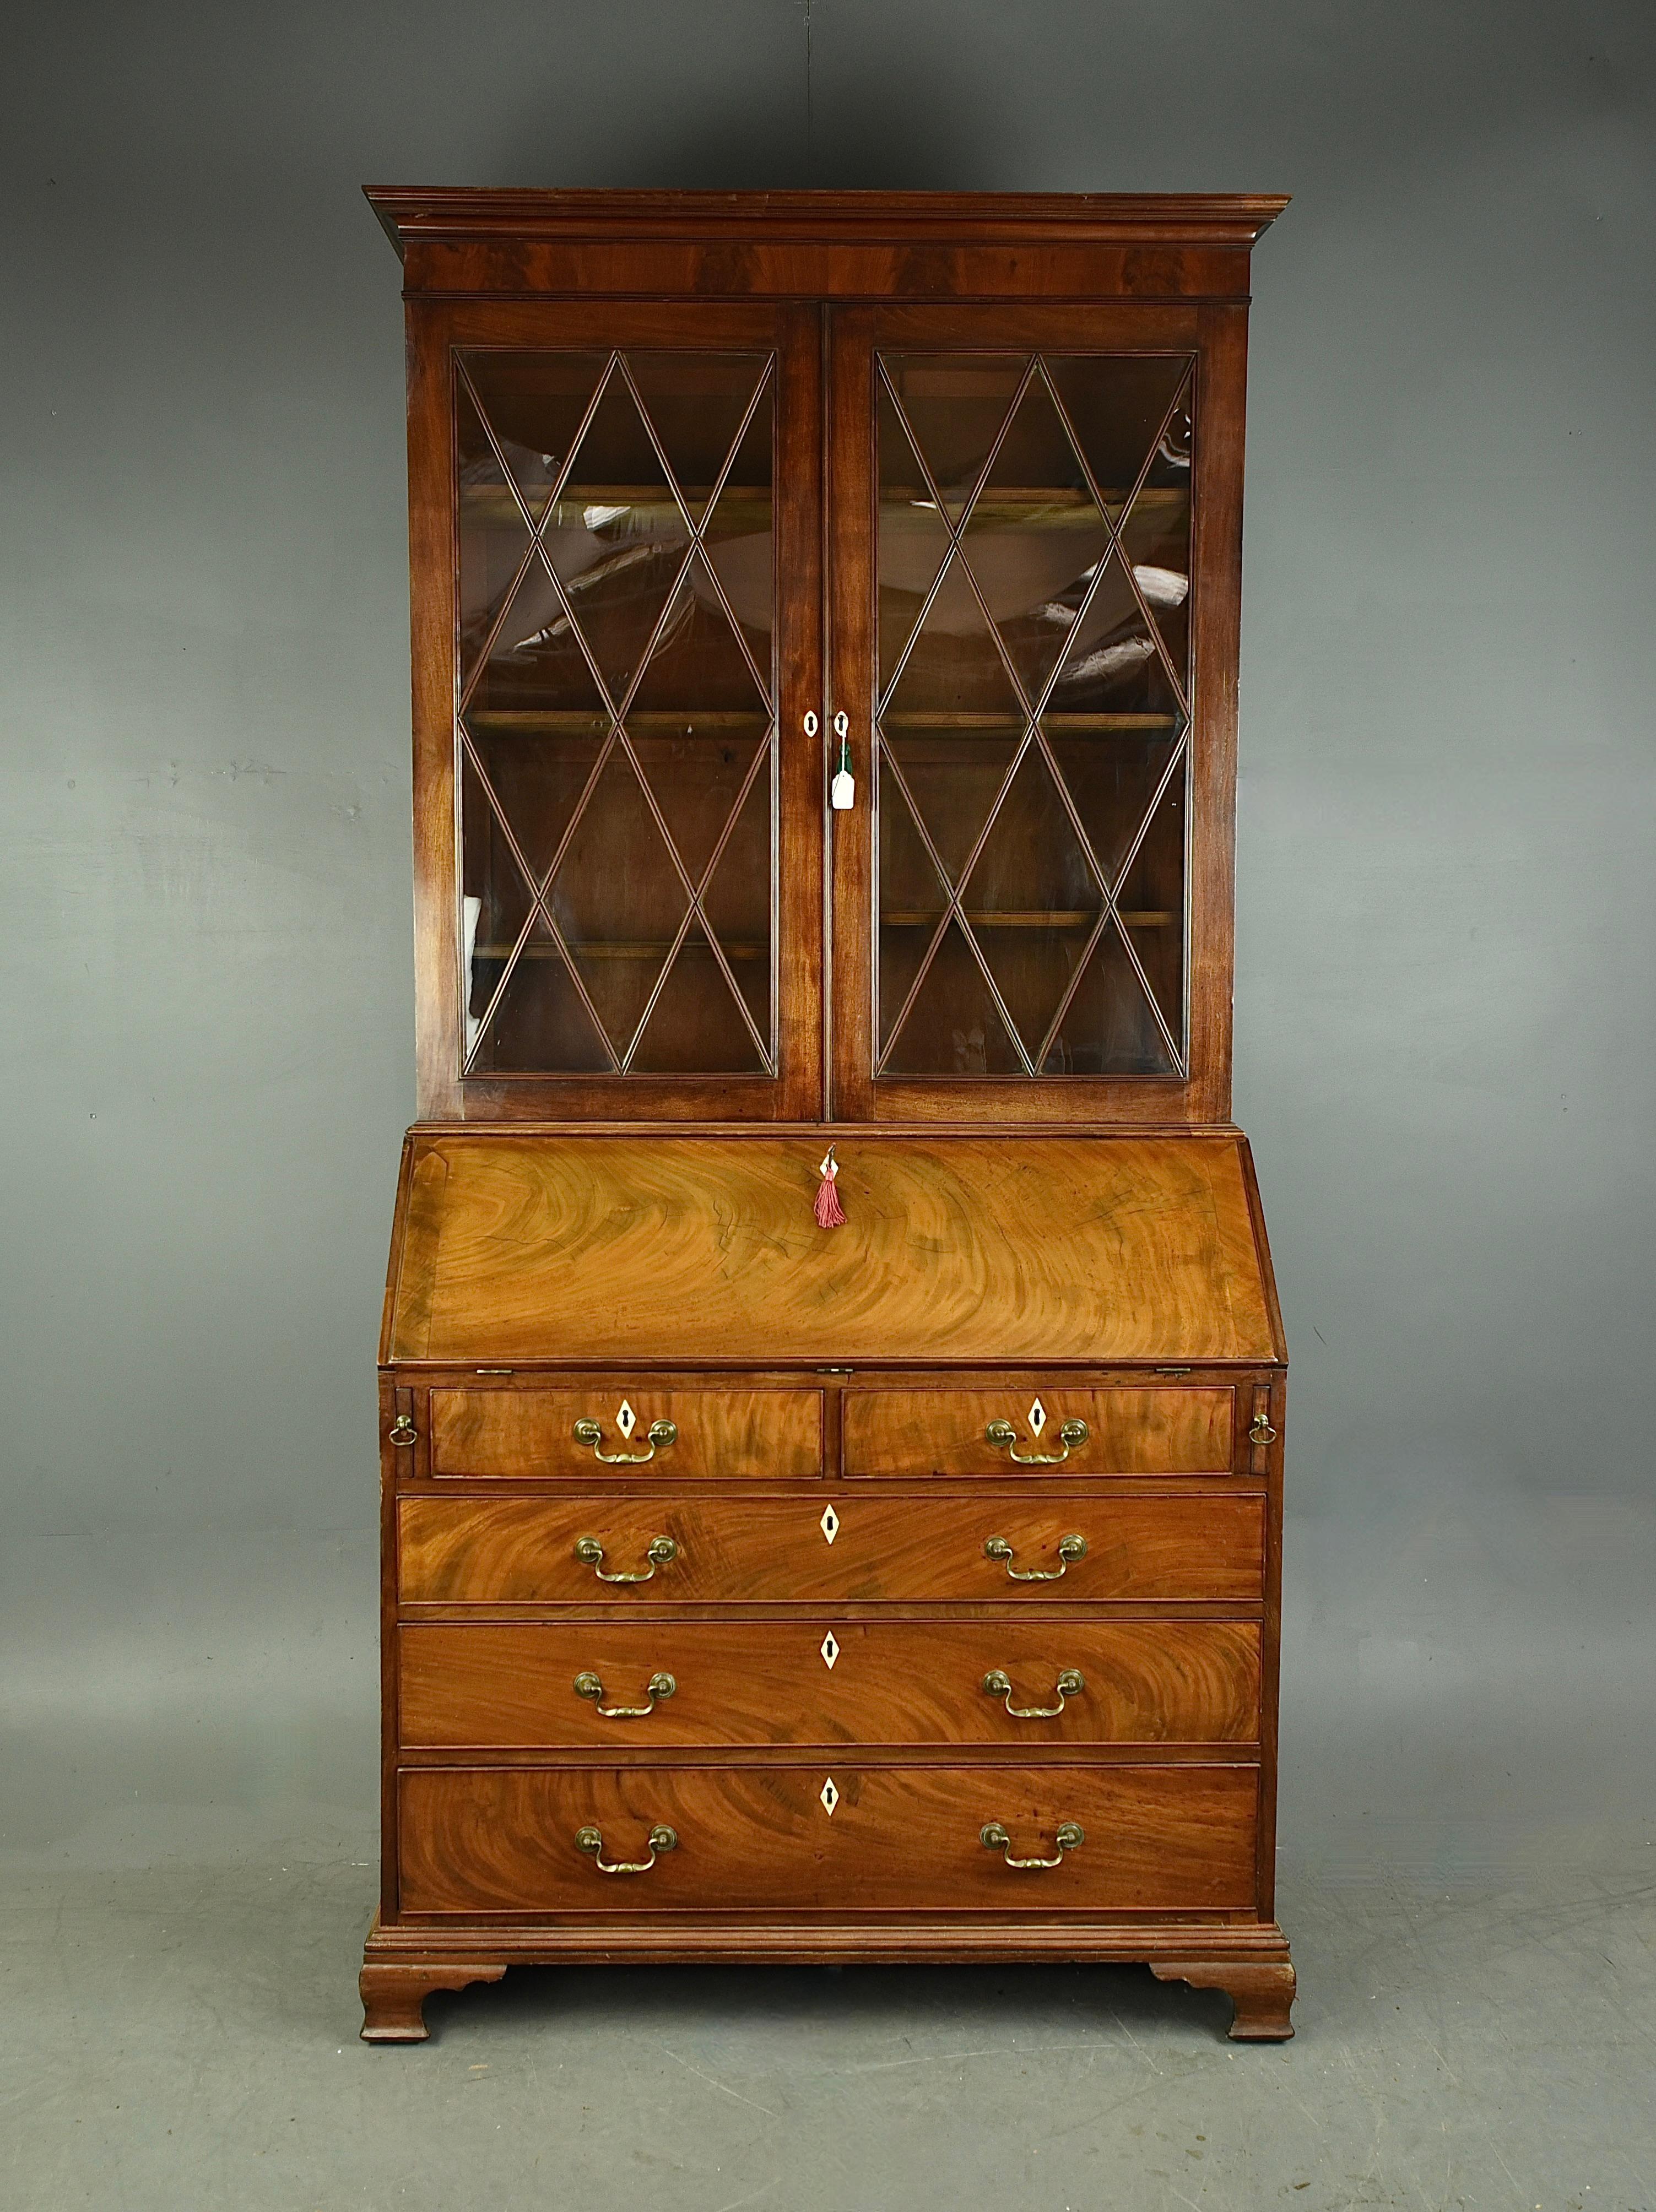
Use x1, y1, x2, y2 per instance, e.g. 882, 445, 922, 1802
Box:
360, 189, 1293, 2043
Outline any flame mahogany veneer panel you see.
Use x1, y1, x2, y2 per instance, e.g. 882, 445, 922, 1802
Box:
385, 1134, 1278, 1367
397, 1493, 1265, 1606
397, 1763, 1260, 1915
842, 1387, 1236, 1477
429, 1388, 824, 1479
399, 1619, 1262, 1749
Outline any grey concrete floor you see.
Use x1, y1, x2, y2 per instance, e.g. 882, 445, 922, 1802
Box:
5, 1835, 1654, 2211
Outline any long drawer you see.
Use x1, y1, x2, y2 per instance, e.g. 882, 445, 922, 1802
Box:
397, 1763, 1259, 1915
399, 1620, 1262, 1748
842, 1387, 1236, 1476
427, 1387, 822, 1479
398, 1492, 1265, 1606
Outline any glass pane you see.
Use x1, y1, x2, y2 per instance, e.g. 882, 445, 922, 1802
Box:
881, 355, 1026, 521
1043, 724, 1182, 888
880, 918, 1024, 1076
1048, 923, 1176, 1077
1116, 768, 1187, 1051
458, 351, 607, 522
463, 723, 606, 886
627, 553, 770, 717
467, 915, 612, 1075
961, 373, 1114, 713
699, 767, 773, 1045
459, 749, 535, 1067
881, 555, 1026, 724
457, 354, 607, 691
702, 399, 774, 641
454, 346, 778, 1078
465, 552, 611, 721
873, 348, 1195, 1080
958, 746, 1102, 1060
627, 353, 770, 525
882, 728, 1021, 890
540, 370, 690, 708
1043, 545, 1185, 720
876, 380, 953, 693
1044, 358, 1192, 505
629, 929, 766, 1074
1117, 479, 1192, 697
545, 747, 688, 1060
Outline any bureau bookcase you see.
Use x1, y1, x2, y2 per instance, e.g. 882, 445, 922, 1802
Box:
361, 189, 1294, 2042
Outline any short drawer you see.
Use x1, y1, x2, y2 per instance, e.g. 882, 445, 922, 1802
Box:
426, 1387, 822, 1479
842, 1387, 1236, 1477
398, 1492, 1264, 1606
399, 1619, 1261, 1748
397, 1763, 1259, 1915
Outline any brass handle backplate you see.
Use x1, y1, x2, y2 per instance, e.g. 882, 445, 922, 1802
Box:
981, 1667, 1085, 1719
576, 1823, 677, 1874
573, 1535, 678, 1584
573, 1416, 678, 1465
983, 1532, 1087, 1582
985, 1416, 1089, 1466
1248, 1412, 1278, 1446
388, 1414, 417, 1447
573, 1669, 675, 1717
980, 1819, 1085, 1869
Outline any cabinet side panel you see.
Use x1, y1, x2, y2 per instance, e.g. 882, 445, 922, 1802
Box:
407, 306, 464, 1116
1186, 305, 1249, 1124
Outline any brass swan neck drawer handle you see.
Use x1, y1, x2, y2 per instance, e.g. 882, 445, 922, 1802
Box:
985, 1416, 1089, 1466
573, 1535, 678, 1583
982, 1667, 1085, 1718
575, 1823, 677, 1875
573, 1416, 678, 1465
573, 1669, 675, 1717
980, 1820, 1085, 1869
983, 1532, 1087, 1581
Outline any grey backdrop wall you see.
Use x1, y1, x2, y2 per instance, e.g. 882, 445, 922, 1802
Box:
3, 1, 1653, 1890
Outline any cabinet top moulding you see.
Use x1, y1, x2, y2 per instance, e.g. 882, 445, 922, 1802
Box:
365, 188, 1290, 299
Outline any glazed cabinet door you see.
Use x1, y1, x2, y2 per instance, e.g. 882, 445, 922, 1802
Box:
826, 304, 1247, 1123
409, 301, 822, 1118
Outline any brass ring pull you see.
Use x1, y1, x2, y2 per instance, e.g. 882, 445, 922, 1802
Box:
573, 1669, 675, 1717
575, 1823, 677, 1874
983, 1532, 1087, 1582
388, 1414, 417, 1447
981, 1667, 1085, 1719
572, 1416, 678, 1465
573, 1535, 678, 1584
1248, 1412, 1278, 1446
985, 1417, 1089, 1466
980, 1819, 1085, 1869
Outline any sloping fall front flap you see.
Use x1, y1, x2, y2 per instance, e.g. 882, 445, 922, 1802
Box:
382, 1131, 1281, 1366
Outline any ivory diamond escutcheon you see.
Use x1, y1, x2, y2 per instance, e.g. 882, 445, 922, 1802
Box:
820, 1504, 840, 1545
819, 1776, 840, 1817
615, 1399, 636, 1439
819, 1631, 840, 1670
1029, 1397, 1046, 1437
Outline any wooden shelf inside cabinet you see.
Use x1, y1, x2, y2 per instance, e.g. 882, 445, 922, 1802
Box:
460, 487, 773, 523
465, 711, 772, 733
473, 940, 766, 961
882, 911, 1177, 930
879, 714, 1181, 733
884, 487, 1188, 520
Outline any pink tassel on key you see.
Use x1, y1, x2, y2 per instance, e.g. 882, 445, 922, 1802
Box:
814, 1144, 846, 1229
